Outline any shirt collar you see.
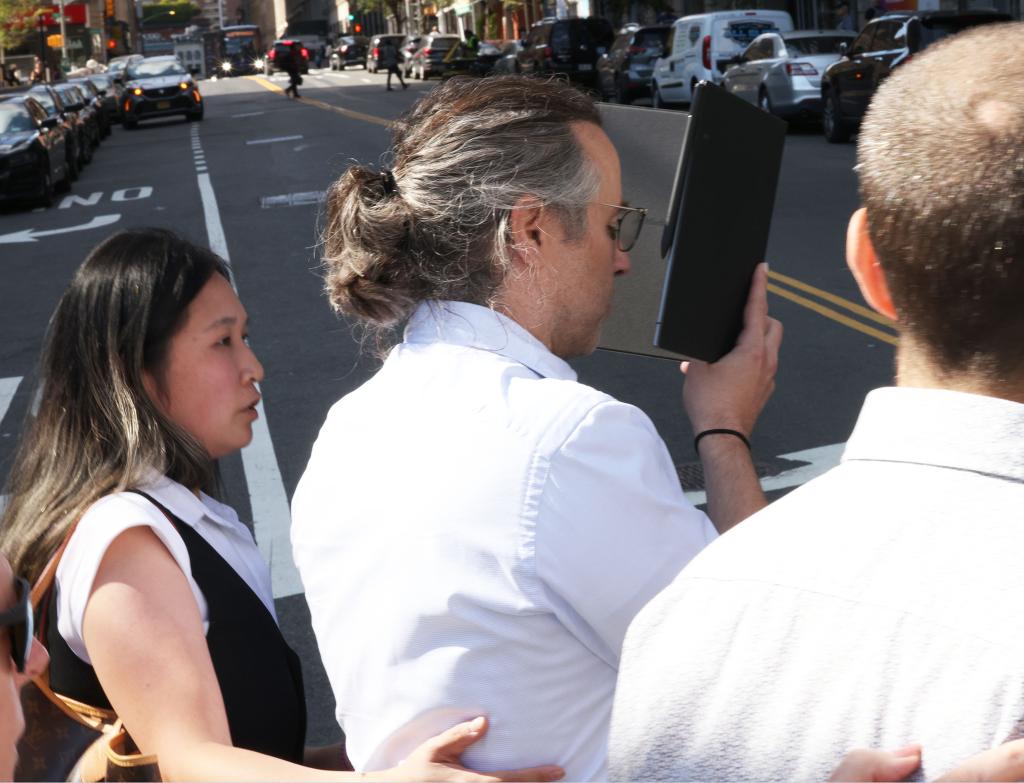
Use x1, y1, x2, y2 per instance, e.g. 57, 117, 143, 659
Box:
138, 471, 243, 531
403, 300, 577, 382
842, 386, 1024, 483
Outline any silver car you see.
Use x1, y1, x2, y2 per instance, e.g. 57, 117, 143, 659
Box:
722, 30, 855, 120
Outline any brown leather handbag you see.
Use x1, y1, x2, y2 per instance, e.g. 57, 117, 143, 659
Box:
14, 531, 160, 782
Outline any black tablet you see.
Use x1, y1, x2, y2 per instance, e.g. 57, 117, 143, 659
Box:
654, 80, 786, 362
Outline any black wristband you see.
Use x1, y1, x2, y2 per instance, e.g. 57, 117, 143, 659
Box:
694, 428, 751, 453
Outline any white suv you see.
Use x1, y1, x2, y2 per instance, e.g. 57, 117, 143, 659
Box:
652, 10, 794, 108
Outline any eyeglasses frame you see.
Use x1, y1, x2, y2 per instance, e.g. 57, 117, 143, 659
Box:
598, 202, 648, 252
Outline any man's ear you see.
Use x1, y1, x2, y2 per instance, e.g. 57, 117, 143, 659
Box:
846, 207, 897, 321
507, 197, 547, 268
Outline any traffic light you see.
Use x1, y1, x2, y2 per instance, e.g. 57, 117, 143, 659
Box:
353, 22, 362, 32
348, 13, 355, 20
107, 38, 117, 49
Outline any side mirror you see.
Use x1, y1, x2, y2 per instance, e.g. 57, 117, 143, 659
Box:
838, 42, 849, 55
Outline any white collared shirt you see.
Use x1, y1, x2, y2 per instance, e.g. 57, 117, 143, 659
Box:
292, 300, 715, 780
57, 473, 276, 664
610, 387, 1024, 782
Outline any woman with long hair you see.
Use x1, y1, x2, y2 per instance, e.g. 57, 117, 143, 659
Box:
0, 228, 563, 782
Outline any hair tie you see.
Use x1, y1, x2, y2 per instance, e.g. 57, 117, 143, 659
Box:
380, 169, 398, 197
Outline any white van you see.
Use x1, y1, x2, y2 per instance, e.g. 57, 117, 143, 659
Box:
652, 9, 794, 108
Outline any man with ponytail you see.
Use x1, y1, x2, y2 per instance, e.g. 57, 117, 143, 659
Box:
292, 75, 781, 780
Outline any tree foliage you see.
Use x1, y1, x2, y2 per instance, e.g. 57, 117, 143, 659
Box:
356, 0, 407, 31
0, 0, 41, 52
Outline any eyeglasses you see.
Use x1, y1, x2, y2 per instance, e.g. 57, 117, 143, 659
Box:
0, 576, 32, 673
599, 203, 648, 252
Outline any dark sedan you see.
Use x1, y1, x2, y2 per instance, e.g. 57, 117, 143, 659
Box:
121, 56, 203, 128
821, 10, 1011, 142
70, 78, 111, 138
0, 95, 70, 207
53, 83, 101, 154
28, 84, 89, 172
83, 73, 120, 124
330, 36, 369, 69
405, 35, 476, 79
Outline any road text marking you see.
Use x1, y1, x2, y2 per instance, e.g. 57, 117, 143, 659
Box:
0, 214, 121, 244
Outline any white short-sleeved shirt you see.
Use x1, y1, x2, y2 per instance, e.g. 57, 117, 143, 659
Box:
291, 300, 716, 781
56, 474, 276, 664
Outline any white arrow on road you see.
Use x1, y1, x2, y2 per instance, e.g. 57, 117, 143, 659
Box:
0, 214, 121, 244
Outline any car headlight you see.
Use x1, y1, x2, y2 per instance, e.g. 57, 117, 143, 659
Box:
132, 87, 142, 96
179, 81, 189, 90
221, 61, 232, 71
254, 57, 265, 69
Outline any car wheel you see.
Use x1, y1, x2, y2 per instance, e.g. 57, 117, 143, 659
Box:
822, 91, 851, 143
36, 163, 53, 208
339, 62, 345, 70
758, 88, 774, 115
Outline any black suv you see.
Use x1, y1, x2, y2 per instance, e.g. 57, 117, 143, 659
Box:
330, 36, 369, 69
597, 24, 670, 104
821, 10, 1010, 142
517, 17, 615, 85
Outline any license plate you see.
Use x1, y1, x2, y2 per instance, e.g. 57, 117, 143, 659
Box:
157, 100, 170, 109
578, 63, 592, 71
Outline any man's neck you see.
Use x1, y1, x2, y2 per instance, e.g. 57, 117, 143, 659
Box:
896, 346, 1024, 405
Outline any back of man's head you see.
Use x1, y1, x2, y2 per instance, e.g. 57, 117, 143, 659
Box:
321, 76, 601, 333
858, 22, 1024, 382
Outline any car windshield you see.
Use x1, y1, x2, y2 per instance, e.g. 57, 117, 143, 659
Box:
636, 29, 669, 49
0, 105, 35, 133
88, 74, 112, 90
127, 60, 187, 78
429, 37, 459, 50
784, 35, 851, 54
28, 90, 57, 113
226, 37, 258, 55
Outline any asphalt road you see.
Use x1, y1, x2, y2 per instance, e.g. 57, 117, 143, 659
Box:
0, 67, 894, 745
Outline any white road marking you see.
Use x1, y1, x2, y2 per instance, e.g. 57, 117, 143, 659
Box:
360, 78, 372, 84
246, 134, 304, 145
683, 442, 845, 507
259, 191, 325, 208
232, 110, 266, 117
0, 376, 22, 516
0, 214, 121, 244
193, 135, 303, 599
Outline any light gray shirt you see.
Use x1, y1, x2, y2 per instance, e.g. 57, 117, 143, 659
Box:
609, 386, 1024, 782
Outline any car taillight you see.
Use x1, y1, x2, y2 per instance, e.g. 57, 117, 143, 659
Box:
423, 47, 432, 54
301, 47, 309, 58
702, 35, 711, 70
627, 45, 645, 55
373, 46, 379, 57
341, 45, 349, 52
543, 45, 552, 58
785, 62, 818, 76
269, 49, 276, 59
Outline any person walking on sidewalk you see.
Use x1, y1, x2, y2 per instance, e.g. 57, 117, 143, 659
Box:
284, 41, 303, 98
381, 39, 406, 91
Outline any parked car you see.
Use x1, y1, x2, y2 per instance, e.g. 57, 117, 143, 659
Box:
69, 77, 112, 138
490, 40, 523, 74
820, 10, 1011, 142
55, 83, 101, 151
652, 9, 794, 108
264, 39, 310, 75
469, 40, 506, 76
721, 30, 855, 120
404, 34, 474, 79
83, 73, 120, 123
598, 24, 671, 104
120, 56, 203, 128
399, 35, 424, 73
366, 34, 407, 72
330, 35, 369, 69
24, 83, 84, 176
0, 94, 70, 207
517, 17, 615, 85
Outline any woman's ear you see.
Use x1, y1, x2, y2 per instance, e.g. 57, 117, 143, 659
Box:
846, 207, 897, 321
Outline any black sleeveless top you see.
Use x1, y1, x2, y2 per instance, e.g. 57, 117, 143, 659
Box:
47, 492, 307, 763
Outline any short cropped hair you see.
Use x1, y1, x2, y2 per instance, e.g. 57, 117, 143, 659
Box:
858, 22, 1024, 380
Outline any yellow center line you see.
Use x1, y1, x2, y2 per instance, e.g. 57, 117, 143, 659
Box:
247, 75, 392, 128
768, 269, 895, 329
767, 282, 898, 345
